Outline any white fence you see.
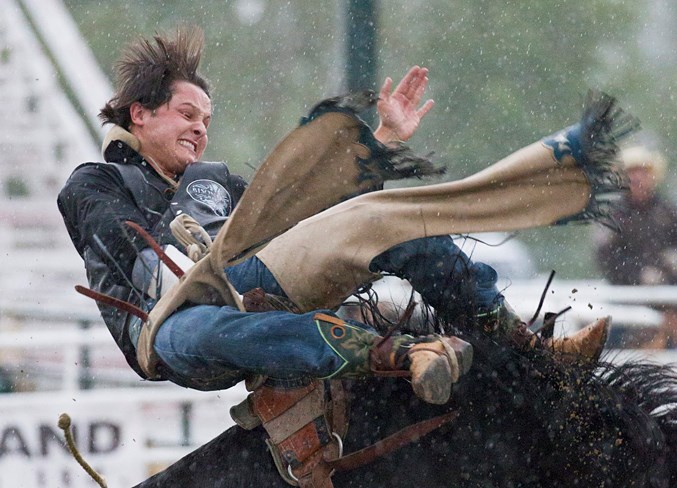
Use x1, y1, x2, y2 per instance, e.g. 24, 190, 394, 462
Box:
365, 276, 677, 362
500, 279, 669, 333
0, 304, 247, 487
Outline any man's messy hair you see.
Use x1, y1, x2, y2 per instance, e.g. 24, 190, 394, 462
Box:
99, 25, 211, 129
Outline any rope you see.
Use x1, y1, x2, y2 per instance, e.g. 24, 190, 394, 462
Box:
169, 214, 213, 262
58, 413, 108, 488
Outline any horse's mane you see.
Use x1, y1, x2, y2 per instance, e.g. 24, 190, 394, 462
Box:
478, 336, 677, 486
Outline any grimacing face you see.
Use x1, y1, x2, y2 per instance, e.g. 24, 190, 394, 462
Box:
129, 80, 212, 177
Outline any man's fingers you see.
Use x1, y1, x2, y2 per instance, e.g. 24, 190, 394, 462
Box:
402, 66, 429, 102
394, 66, 421, 97
411, 73, 429, 105
380, 76, 393, 99
417, 99, 435, 119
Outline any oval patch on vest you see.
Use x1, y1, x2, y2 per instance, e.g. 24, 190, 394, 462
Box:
331, 325, 346, 339
186, 179, 232, 216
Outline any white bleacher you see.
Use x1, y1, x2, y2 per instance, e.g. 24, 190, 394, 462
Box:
0, 0, 105, 318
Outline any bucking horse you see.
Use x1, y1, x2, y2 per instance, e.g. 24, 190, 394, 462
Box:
132, 325, 677, 487
63, 90, 677, 487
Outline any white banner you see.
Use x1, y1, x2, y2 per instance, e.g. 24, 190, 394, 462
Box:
0, 402, 144, 488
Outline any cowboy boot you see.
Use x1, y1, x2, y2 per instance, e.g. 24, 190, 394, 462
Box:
370, 334, 473, 404
313, 313, 473, 405
544, 316, 610, 362
478, 301, 610, 362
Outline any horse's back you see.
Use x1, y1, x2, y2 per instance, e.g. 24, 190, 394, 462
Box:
132, 424, 285, 488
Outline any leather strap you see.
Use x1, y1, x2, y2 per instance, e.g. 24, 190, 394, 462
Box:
327, 410, 459, 472
328, 381, 349, 439
242, 287, 301, 314
74, 285, 148, 321
125, 220, 186, 278
250, 381, 347, 487
258, 388, 325, 445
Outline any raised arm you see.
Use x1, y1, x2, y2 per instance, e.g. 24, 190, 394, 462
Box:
374, 65, 435, 144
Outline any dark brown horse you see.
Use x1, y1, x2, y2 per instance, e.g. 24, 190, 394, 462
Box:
132, 317, 677, 488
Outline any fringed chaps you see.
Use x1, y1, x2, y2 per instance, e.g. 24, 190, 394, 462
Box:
257, 141, 591, 311
137, 91, 637, 379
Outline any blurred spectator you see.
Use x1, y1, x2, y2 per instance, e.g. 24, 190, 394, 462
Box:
595, 146, 677, 285
594, 146, 677, 348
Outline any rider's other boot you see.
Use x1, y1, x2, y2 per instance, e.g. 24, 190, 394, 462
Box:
314, 313, 473, 405
478, 302, 609, 362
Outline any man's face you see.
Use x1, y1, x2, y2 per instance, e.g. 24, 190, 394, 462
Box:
627, 166, 657, 205
130, 80, 212, 177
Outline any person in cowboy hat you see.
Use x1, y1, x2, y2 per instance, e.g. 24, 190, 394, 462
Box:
595, 145, 676, 286
595, 146, 677, 349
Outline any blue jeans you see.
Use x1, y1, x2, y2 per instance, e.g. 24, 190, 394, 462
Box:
370, 235, 502, 321
155, 258, 375, 389
153, 237, 501, 390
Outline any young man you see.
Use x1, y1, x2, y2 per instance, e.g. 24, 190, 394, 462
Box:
58, 27, 602, 407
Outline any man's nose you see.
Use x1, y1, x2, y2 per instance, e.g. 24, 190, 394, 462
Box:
192, 121, 207, 136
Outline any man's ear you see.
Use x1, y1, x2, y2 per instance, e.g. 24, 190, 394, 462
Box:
129, 102, 147, 127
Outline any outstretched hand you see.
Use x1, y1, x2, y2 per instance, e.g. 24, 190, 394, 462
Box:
374, 66, 435, 144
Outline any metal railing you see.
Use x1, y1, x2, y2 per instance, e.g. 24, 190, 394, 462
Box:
502, 279, 673, 329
